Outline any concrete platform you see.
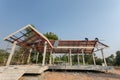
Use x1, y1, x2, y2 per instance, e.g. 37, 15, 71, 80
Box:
49, 65, 113, 71
0, 65, 26, 80
0, 65, 113, 80
25, 65, 48, 74
0, 65, 48, 80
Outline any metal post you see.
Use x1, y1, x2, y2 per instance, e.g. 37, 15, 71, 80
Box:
92, 53, 96, 65
69, 49, 72, 66
42, 41, 47, 66
101, 49, 107, 66
36, 52, 39, 64
82, 49, 85, 65
49, 50, 52, 65
6, 41, 17, 66
77, 53, 80, 65
27, 48, 32, 64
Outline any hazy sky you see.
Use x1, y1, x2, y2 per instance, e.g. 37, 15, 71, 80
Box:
0, 0, 120, 57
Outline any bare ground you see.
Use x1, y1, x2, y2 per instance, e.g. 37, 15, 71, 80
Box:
40, 70, 120, 80
20, 69, 120, 80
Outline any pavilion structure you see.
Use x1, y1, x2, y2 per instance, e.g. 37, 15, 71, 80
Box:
4, 24, 109, 67
0, 24, 112, 80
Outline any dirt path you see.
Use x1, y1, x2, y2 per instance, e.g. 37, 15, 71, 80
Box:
41, 70, 120, 80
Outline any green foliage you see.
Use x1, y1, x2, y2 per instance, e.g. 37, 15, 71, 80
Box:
44, 32, 58, 40
11, 48, 28, 65
55, 56, 61, 62
30, 51, 37, 63
72, 55, 77, 64
43, 32, 59, 64
84, 54, 93, 64
96, 58, 102, 65
0, 49, 9, 65
38, 53, 43, 63
45, 53, 50, 64
115, 51, 120, 66
61, 55, 68, 62
106, 54, 115, 66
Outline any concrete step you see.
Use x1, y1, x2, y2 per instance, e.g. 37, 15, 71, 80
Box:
0, 66, 26, 80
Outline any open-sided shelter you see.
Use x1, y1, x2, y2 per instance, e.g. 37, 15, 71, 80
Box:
4, 24, 109, 66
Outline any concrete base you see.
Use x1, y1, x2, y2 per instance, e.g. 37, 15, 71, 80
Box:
49, 65, 113, 71
0, 64, 113, 80
0, 65, 48, 80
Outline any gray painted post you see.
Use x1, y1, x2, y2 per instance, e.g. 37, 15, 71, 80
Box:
77, 53, 80, 65
42, 41, 47, 66
101, 49, 107, 66
27, 48, 32, 64
49, 50, 52, 65
69, 49, 72, 66
82, 49, 85, 65
92, 53, 96, 65
6, 41, 17, 66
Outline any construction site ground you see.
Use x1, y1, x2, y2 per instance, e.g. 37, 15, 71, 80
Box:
20, 67, 120, 80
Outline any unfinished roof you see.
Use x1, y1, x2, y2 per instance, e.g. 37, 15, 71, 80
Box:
4, 24, 53, 49
49, 40, 108, 54
4, 24, 109, 54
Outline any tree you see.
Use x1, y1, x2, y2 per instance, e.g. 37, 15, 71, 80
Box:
84, 54, 93, 64
72, 55, 78, 65
61, 54, 68, 62
106, 54, 115, 66
96, 57, 102, 65
0, 49, 9, 65
115, 51, 120, 66
44, 32, 58, 40
43, 32, 59, 64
